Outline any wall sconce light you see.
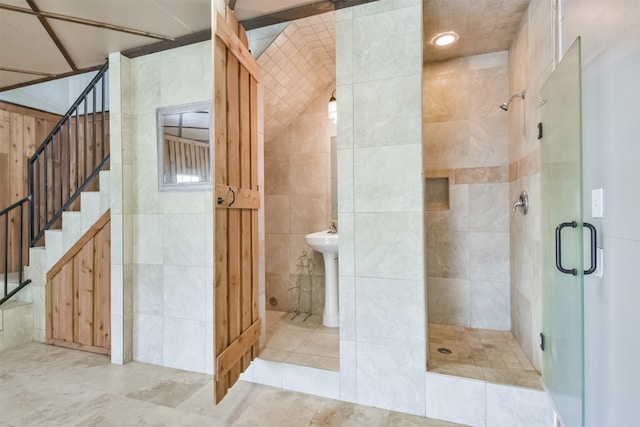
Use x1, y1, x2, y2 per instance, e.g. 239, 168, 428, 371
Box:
328, 89, 337, 124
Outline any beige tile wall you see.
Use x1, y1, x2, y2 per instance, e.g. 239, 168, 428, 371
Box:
507, 0, 555, 373
423, 51, 511, 331
264, 85, 336, 315
258, 12, 335, 142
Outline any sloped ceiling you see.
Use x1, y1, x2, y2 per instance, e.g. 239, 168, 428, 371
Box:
257, 11, 335, 141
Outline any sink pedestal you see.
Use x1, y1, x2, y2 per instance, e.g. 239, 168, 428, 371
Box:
305, 230, 339, 328
321, 252, 339, 327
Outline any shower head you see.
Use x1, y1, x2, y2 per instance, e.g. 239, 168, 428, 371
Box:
499, 91, 526, 111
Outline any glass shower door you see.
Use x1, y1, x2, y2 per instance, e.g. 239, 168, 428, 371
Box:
540, 38, 584, 427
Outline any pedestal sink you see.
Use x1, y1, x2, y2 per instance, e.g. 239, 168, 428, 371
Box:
305, 230, 339, 327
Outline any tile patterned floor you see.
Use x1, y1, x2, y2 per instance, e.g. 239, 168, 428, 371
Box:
261, 310, 340, 371
0, 342, 463, 427
262, 313, 542, 390
427, 323, 542, 389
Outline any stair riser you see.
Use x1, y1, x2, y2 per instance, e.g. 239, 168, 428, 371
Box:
0, 302, 33, 352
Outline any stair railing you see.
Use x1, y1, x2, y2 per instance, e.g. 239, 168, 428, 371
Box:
0, 196, 31, 305
0, 61, 109, 306
28, 62, 110, 246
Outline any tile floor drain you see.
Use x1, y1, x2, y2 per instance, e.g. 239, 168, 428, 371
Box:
437, 347, 452, 355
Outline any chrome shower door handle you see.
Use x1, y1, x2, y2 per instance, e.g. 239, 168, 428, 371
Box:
555, 221, 578, 275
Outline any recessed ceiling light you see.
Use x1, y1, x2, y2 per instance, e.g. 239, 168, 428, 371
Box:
432, 32, 458, 46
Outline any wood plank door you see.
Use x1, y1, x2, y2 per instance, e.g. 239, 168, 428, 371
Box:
213, 8, 261, 404
46, 210, 111, 354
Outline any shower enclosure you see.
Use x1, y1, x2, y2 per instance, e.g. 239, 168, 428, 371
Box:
540, 38, 586, 427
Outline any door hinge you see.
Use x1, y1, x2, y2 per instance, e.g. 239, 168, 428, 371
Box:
537, 122, 543, 139
540, 332, 545, 351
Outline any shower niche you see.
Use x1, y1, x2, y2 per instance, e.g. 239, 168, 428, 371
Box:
424, 176, 450, 211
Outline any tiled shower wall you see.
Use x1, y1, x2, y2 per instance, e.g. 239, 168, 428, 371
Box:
336, 0, 426, 415
109, 42, 214, 374
264, 85, 336, 315
507, 0, 554, 372
423, 51, 511, 331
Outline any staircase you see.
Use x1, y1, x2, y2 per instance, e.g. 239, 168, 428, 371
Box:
21, 170, 111, 344
0, 62, 110, 351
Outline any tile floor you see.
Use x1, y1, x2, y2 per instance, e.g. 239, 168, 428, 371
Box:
261, 313, 541, 390
260, 310, 340, 371
0, 342, 463, 427
427, 323, 542, 389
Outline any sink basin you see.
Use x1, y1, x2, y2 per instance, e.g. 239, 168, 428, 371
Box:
305, 230, 339, 328
305, 230, 338, 255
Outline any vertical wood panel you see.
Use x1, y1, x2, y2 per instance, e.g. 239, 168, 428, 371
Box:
94, 221, 111, 349
214, 34, 230, 402
23, 116, 35, 157
250, 76, 260, 356
226, 41, 242, 387
169, 140, 177, 183
75, 239, 95, 346
58, 262, 74, 342
9, 113, 24, 272
0, 110, 10, 154
239, 65, 252, 370
10, 113, 24, 203
0, 154, 8, 274
163, 139, 170, 184
0, 103, 67, 260
50, 271, 60, 340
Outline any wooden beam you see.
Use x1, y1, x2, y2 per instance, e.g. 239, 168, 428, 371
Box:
215, 318, 261, 378
334, 0, 382, 9
26, 0, 78, 71
0, 2, 173, 41
122, 29, 211, 59
0, 65, 103, 93
215, 14, 260, 81
239, 0, 381, 30
0, 67, 55, 77
47, 210, 110, 280
240, 1, 333, 31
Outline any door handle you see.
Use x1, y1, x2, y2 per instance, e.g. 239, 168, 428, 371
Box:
555, 221, 598, 276
556, 221, 577, 275
583, 222, 597, 275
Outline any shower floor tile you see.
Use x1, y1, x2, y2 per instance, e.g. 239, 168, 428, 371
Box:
427, 323, 542, 390
261, 310, 339, 371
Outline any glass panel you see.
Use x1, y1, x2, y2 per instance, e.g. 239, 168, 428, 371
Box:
540, 38, 584, 426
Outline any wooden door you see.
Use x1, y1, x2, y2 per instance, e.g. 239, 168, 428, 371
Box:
46, 210, 111, 354
213, 8, 261, 403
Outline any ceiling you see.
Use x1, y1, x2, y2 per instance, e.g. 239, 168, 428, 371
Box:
0, 0, 322, 92
423, 0, 530, 62
0, 0, 531, 92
